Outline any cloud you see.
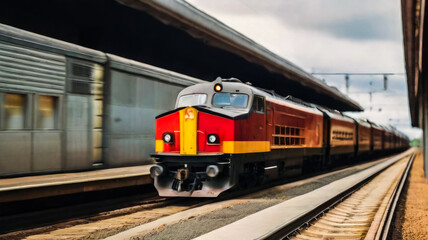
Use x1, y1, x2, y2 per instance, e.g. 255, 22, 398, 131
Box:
187, 1, 404, 72
188, 0, 402, 41
314, 15, 401, 41
193, 12, 405, 74
281, 28, 405, 72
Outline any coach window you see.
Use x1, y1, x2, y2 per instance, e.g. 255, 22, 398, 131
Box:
37, 95, 58, 129
3, 93, 26, 130
252, 95, 265, 113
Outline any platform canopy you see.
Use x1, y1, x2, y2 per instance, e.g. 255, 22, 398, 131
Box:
118, 0, 362, 111
0, 0, 362, 111
401, 0, 428, 179
402, 0, 428, 127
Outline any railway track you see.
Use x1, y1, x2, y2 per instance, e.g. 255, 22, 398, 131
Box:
0, 152, 411, 240
1, 175, 270, 239
276, 154, 414, 240
107, 152, 413, 239
0, 193, 156, 238
0, 194, 210, 240
0, 175, 299, 239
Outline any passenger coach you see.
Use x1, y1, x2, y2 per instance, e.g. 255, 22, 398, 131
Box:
0, 23, 202, 176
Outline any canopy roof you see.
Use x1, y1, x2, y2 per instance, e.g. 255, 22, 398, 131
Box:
119, 0, 362, 111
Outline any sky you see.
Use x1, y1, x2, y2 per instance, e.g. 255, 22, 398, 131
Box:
186, 0, 422, 139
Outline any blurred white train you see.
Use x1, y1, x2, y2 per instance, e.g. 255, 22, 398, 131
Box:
0, 23, 202, 176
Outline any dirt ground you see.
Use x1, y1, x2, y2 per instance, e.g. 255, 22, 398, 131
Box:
392, 151, 428, 239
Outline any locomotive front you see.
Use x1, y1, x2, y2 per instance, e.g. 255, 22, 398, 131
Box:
150, 78, 255, 197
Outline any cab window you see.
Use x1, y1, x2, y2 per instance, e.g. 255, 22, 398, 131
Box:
252, 95, 265, 113
177, 94, 207, 107
212, 93, 248, 108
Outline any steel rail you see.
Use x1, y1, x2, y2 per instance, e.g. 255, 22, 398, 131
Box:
0, 189, 163, 235
263, 153, 414, 240
375, 154, 415, 240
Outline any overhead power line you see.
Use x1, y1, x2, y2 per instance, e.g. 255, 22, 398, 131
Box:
311, 72, 406, 111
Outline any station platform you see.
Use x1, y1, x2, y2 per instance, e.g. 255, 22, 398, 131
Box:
0, 165, 153, 203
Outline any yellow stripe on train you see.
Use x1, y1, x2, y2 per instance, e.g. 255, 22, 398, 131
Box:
155, 140, 164, 152
180, 107, 198, 155
222, 141, 270, 154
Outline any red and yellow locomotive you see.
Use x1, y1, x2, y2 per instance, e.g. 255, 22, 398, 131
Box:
150, 78, 408, 197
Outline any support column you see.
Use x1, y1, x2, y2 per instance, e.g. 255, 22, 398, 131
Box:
424, 76, 428, 180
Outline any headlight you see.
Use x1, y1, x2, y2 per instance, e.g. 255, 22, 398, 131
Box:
209, 135, 216, 143
206, 165, 219, 178
163, 133, 174, 144
207, 134, 220, 144
150, 165, 164, 177
214, 83, 223, 92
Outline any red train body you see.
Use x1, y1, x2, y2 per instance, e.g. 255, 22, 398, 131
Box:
150, 78, 409, 197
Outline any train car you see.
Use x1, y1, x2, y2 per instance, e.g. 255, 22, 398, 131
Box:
151, 78, 325, 197
0, 23, 203, 176
383, 125, 395, 151
151, 78, 410, 197
402, 133, 410, 149
393, 129, 409, 151
355, 119, 372, 156
103, 54, 203, 168
267, 95, 325, 176
394, 130, 402, 149
318, 109, 357, 164
368, 121, 384, 154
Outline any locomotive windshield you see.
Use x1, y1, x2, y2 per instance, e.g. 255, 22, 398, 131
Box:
213, 93, 248, 108
177, 94, 207, 107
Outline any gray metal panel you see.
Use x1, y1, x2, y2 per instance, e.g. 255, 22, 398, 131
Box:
64, 95, 91, 170
111, 76, 136, 107
67, 59, 104, 95
105, 70, 183, 166
65, 131, 90, 169
32, 131, 62, 172
0, 40, 66, 94
0, 132, 31, 175
0, 23, 107, 64
109, 135, 154, 166
66, 58, 105, 165
107, 54, 203, 87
